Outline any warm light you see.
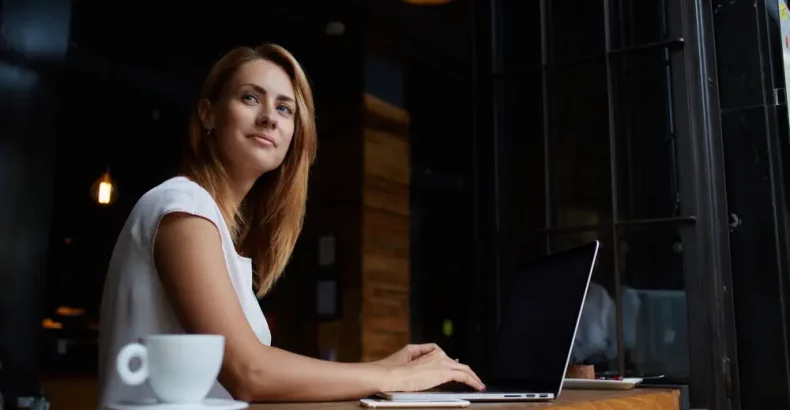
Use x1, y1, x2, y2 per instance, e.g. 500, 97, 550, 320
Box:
42, 318, 63, 329
98, 181, 112, 204
55, 306, 85, 317
91, 169, 118, 206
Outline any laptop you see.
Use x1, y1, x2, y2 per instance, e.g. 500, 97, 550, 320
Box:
380, 240, 600, 402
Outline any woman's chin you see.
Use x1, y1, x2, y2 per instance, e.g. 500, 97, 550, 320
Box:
250, 161, 282, 177
239, 154, 280, 175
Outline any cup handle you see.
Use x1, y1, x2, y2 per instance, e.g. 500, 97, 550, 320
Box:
116, 342, 148, 386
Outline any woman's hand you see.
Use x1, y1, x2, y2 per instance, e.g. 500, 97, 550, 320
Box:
383, 349, 486, 393
374, 344, 444, 368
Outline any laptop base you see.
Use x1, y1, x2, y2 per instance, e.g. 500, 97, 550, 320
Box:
378, 392, 555, 402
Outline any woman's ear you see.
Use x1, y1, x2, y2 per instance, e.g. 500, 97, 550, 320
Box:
197, 98, 214, 130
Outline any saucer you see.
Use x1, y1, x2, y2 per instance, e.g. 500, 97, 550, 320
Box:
107, 398, 249, 410
562, 377, 643, 390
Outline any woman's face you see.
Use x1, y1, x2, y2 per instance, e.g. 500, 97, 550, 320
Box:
200, 59, 297, 178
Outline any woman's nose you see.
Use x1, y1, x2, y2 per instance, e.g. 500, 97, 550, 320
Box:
256, 114, 276, 129
256, 102, 277, 129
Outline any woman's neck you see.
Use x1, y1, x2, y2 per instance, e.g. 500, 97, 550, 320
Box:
223, 166, 260, 212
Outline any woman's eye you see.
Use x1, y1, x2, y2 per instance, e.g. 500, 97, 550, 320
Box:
277, 105, 294, 114
242, 94, 259, 103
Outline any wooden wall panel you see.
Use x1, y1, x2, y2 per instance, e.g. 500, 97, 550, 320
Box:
361, 94, 411, 362
313, 93, 410, 363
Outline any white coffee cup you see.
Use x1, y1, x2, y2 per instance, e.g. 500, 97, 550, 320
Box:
116, 334, 225, 403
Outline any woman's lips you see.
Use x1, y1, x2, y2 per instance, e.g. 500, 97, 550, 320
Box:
250, 134, 276, 148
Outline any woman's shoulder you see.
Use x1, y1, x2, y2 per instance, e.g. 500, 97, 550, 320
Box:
130, 176, 221, 227
119, 176, 223, 252
139, 176, 215, 210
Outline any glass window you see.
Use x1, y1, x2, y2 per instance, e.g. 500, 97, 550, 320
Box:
549, 0, 606, 61
546, 58, 612, 228
617, 225, 690, 379
609, 0, 681, 49
501, 0, 543, 69
487, 0, 694, 388
500, 70, 546, 234
611, 48, 682, 221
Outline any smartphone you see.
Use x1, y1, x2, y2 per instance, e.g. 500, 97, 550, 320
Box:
359, 398, 471, 408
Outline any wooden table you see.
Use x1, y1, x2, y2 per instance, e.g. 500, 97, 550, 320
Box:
250, 388, 680, 410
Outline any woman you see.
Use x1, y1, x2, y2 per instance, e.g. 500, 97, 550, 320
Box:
97, 43, 484, 407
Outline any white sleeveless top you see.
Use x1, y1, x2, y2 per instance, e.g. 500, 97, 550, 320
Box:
97, 176, 271, 408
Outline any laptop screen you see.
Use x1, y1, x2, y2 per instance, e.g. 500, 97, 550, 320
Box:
484, 241, 599, 395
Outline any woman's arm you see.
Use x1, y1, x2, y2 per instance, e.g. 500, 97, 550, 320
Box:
154, 212, 396, 402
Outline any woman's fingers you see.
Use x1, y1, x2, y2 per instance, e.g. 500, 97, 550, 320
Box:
451, 362, 485, 389
445, 369, 485, 391
407, 348, 485, 391
434, 354, 484, 390
411, 343, 441, 358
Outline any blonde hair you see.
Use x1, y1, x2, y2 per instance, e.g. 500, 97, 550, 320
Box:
182, 43, 317, 297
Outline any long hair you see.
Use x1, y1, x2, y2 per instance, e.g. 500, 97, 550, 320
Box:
182, 43, 317, 297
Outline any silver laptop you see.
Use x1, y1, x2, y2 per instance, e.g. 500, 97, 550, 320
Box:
380, 241, 599, 402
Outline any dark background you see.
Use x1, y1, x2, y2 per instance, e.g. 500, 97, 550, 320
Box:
3, 0, 790, 409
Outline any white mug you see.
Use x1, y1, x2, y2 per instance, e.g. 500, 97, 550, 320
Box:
116, 334, 225, 403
